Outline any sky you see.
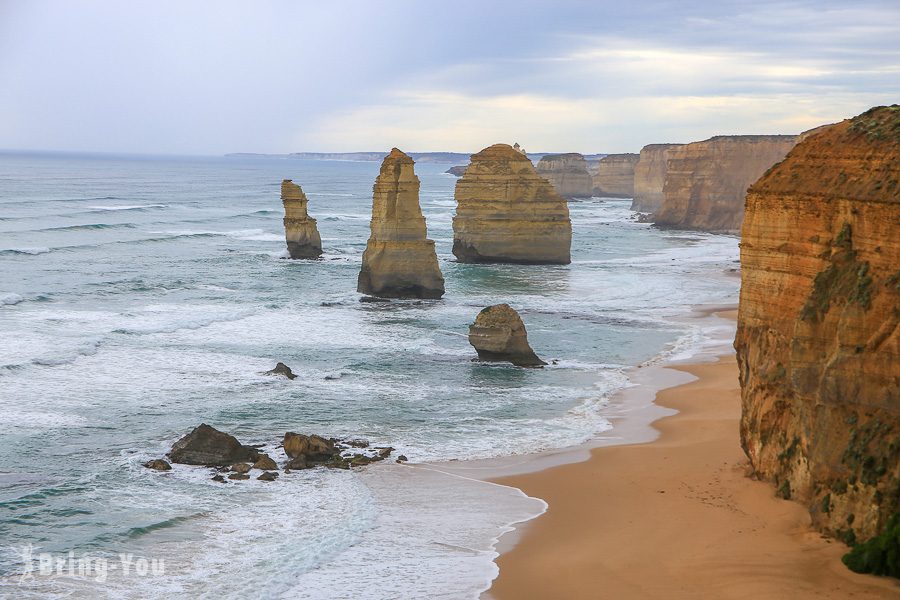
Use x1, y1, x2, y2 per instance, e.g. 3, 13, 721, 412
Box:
0, 0, 898, 155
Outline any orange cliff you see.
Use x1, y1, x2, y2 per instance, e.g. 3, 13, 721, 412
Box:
735, 105, 900, 544
591, 153, 639, 198
631, 143, 682, 212
655, 135, 797, 232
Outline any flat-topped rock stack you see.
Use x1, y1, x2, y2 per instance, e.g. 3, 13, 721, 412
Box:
631, 144, 683, 213
281, 180, 322, 259
654, 135, 798, 232
592, 153, 639, 198
535, 152, 593, 198
452, 144, 572, 265
357, 148, 445, 299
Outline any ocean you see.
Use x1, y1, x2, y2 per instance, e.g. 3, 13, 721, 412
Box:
0, 151, 740, 598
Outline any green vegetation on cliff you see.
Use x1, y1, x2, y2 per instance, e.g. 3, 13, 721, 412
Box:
843, 513, 900, 577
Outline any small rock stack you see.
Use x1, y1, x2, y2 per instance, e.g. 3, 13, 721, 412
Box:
282, 179, 322, 259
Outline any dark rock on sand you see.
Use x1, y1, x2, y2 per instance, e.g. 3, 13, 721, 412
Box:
168, 423, 260, 466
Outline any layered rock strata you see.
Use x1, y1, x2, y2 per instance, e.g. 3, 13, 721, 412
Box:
452, 144, 572, 264
654, 135, 797, 232
535, 153, 593, 198
468, 304, 545, 367
281, 180, 322, 259
592, 153, 639, 198
357, 149, 445, 299
631, 144, 683, 212
735, 105, 900, 543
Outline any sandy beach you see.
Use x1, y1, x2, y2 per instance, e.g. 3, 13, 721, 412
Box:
487, 342, 899, 598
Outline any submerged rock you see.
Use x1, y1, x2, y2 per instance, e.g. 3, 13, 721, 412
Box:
143, 459, 171, 471
168, 423, 260, 466
252, 455, 277, 470
535, 153, 593, 198
282, 179, 323, 259
453, 144, 571, 264
357, 148, 445, 299
257, 471, 279, 482
230, 463, 251, 474
263, 362, 297, 380
227, 472, 250, 481
468, 304, 546, 367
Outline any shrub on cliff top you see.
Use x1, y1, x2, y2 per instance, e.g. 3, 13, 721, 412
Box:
842, 513, 900, 578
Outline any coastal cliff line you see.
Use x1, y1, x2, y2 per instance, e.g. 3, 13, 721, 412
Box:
735, 106, 900, 546
655, 135, 797, 232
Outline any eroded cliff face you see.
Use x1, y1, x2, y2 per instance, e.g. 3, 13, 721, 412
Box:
281, 180, 322, 259
592, 153, 639, 198
535, 153, 593, 198
735, 105, 900, 543
357, 149, 445, 299
655, 135, 797, 232
453, 144, 571, 264
632, 144, 682, 212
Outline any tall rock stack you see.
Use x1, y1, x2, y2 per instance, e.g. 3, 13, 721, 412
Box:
535, 153, 593, 198
734, 105, 900, 544
654, 135, 797, 232
592, 153, 639, 198
281, 180, 322, 259
631, 144, 683, 213
357, 148, 445, 299
452, 144, 572, 265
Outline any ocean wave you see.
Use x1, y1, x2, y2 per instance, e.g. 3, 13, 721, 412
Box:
37, 222, 138, 232
1, 293, 24, 306
87, 204, 169, 212
0, 247, 51, 255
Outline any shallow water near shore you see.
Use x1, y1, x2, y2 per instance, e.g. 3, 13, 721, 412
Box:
0, 151, 739, 598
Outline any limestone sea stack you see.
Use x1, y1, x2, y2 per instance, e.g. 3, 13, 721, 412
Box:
535, 153, 593, 198
468, 304, 546, 367
592, 153, 639, 198
654, 135, 797, 232
631, 144, 683, 213
357, 148, 445, 299
281, 180, 322, 259
452, 144, 572, 264
734, 105, 900, 545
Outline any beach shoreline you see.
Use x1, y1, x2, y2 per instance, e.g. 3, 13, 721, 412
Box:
480, 314, 898, 599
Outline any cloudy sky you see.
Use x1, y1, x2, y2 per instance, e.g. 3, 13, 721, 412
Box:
0, 0, 897, 154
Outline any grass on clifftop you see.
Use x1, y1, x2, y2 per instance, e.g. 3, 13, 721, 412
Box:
843, 513, 900, 578
848, 105, 900, 142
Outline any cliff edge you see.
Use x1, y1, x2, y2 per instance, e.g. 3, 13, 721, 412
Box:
735, 105, 900, 544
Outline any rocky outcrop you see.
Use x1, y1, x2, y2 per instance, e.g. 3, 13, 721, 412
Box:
281, 180, 322, 259
592, 153, 639, 198
357, 149, 445, 299
631, 144, 682, 212
168, 424, 261, 466
468, 304, 546, 367
143, 459, 171, 471
654, 135, 797, 232
446, 165, 467, 177
734, 105, 900, 545
452, 144, 572, 264
535, 153, 593, 198
263, 362, 296, 380
283, 432, 394, 470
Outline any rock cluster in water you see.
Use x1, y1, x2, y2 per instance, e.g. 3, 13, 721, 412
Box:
468, 304, 546, 367
734, 105, 900, 544
149, 424, 397, 483
653, 135, 798, 232
631, 144, 683, 213
281, 180, 322, 259
535, 153, 593, 198
591, 153, 639, 198
453, 144, 572, 264
357, 149, 445, 299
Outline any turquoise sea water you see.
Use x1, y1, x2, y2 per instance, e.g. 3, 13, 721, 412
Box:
0, 151, 739, 598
